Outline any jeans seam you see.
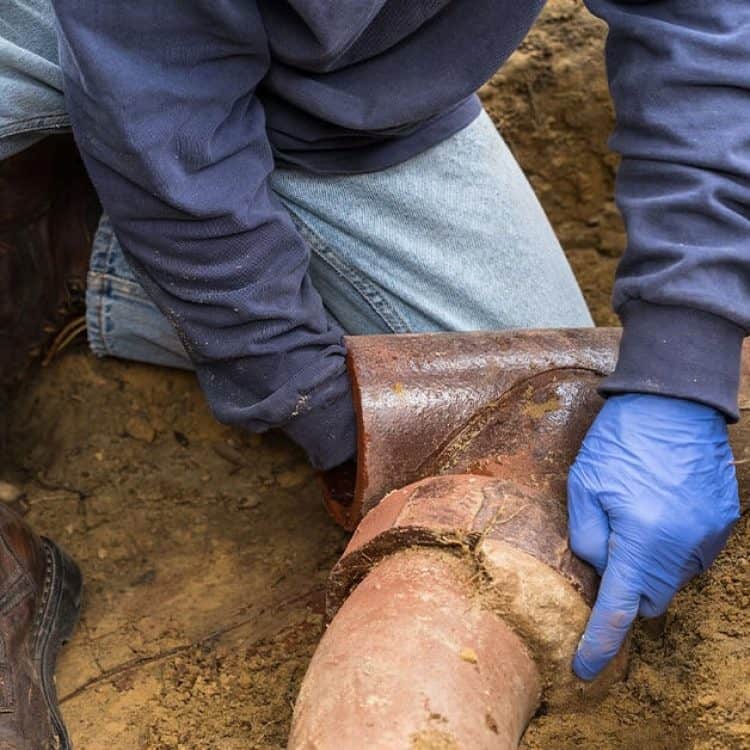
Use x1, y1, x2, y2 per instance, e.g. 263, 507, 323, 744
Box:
285, 208, 413, 335
97, 281, 111, 357
103, 218, 118, 275
88, 219, 124, 357
85, 273, 111, 358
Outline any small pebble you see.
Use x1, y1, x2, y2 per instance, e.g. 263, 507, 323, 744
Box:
277, 467, 309, 489
212, 443, 245, 467
459, 647, 478, 664
698, 693, 718, 709
125, 416, 156, 443
0, 481, 23, 504
238, 497, 261, 510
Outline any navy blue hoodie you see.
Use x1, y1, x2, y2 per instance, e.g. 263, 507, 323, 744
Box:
51, 1, 750, 469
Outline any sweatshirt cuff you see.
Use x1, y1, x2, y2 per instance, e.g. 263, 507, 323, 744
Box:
281, 372, 357, 471
600, 301, 745, 422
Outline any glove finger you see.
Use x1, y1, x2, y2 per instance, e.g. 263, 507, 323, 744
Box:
573, 545, 639, 681
567, 466, 609, 575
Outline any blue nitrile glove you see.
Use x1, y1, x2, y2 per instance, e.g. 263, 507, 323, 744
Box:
568, 393, 740, 680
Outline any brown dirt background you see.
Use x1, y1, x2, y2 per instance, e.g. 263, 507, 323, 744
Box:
2, 2, 749, 748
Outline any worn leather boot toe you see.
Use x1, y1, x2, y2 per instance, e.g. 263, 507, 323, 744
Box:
0, 503, 82, 749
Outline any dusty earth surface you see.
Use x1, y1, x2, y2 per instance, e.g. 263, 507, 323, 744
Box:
2, 2, 749, 749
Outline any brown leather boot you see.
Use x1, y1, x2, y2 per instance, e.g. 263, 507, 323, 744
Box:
0, 503, 82, 749
0, 135, 101, 390
0, 134, 100, 453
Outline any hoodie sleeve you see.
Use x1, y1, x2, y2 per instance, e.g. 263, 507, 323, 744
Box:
51, 0, 356, 469
584, 0, 750, 419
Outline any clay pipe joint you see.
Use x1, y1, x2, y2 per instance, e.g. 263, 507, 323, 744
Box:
290, 473, 627, 749
296, 329, 635, 748
300, 328, 750, 747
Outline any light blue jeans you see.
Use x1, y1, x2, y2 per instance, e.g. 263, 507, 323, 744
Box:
3, 0, 593, 372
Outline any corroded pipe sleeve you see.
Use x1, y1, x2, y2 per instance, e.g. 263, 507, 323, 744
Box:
324, 328, 622, 528
288, 548, 542, 750
295, 330, 664, 748
323, 329, 750, 529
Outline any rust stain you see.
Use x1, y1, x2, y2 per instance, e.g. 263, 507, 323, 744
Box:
522, 394, 561, 420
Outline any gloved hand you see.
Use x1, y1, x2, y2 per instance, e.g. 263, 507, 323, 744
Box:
568, 393, 740, 680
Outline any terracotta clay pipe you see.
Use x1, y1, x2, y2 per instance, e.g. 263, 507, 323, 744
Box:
290, 546, 541, 750
290, 471, 629, 749
291, 329, 750, 749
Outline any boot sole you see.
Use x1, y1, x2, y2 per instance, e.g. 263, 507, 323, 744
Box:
36, 539, 83, 750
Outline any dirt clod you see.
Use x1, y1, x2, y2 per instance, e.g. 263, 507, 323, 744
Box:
125, 416, 156, 443
410, 729, 460, 750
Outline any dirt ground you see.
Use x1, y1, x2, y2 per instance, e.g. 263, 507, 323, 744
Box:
2, 2, 749, 749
